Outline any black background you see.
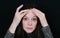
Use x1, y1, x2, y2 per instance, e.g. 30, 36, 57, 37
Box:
0, 0, 60, 38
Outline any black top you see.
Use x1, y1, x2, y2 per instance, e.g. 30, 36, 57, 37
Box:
4, 26, 53, 38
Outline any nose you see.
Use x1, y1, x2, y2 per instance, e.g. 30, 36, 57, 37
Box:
28, 20, 32, 26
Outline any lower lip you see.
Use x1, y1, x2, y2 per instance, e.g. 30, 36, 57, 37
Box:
27, 28, 33, 30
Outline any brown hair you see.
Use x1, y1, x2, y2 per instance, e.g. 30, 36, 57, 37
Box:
14, 2, 45, 38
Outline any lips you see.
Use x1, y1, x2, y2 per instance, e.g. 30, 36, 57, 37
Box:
27, 27, 33, 30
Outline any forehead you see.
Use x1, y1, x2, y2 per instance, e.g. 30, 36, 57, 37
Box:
24, 10, 36, 17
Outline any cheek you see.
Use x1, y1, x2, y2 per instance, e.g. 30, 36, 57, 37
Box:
22, 20, 28, 28
22, 21, 27, 25
32, 21, 37, 28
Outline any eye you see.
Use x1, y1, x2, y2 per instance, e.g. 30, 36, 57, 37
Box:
23, 18, 28, 20
32, 18, 37, 21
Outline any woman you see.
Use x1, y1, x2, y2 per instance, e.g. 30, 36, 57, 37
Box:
4, 4, 53, 38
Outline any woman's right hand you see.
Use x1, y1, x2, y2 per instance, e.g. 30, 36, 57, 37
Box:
9, 4, 28, 33
12, 4, 28, 26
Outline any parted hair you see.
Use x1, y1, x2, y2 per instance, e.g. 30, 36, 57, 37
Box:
14, 2, 45, 38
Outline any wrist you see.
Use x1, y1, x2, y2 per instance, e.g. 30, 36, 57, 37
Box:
42, 24, 48, 27
9, 23, 18, 34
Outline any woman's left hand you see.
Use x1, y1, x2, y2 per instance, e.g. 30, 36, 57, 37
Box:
31, 8, 48, 27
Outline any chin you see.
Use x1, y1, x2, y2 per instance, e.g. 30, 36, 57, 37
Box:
25, 30, 34, 33
24, 28, 35, 33
26, 31, 33, 34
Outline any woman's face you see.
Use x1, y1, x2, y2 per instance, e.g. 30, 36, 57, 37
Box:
22, 9, 37, 33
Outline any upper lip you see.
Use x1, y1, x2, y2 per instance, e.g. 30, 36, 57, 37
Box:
27, 27, 33, 29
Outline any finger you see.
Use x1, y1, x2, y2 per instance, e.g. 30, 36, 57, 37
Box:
16, 4, 23, 13
21, 12, 27, 17
33, 8, 45, 16
32, 8, 44, 15
32, 8, 45, 18
19, 9, 29, 14
31, 8, 38, 16
33, 8, 42, 13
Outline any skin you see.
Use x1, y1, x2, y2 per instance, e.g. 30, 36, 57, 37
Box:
31, 8, 48, 27
22, 10, 37, 33
9, 4, 48, 34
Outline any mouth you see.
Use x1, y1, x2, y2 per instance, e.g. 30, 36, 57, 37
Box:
27, 27, 33, 30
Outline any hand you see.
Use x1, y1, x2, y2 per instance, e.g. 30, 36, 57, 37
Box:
31, 8, 48, 27
9, 4, 29, 33
12, 4, 29, 26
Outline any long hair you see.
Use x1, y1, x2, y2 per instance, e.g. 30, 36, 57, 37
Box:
14, 2, 45, 38
14, 17, 44, 38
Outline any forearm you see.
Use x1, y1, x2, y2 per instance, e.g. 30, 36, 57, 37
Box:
41, 26, 53, 38
40, 16, 53, 38
4, 30, 14, 38
4, 21, 18, 38
9, 24, 17, 34
9, 20, 19, 34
